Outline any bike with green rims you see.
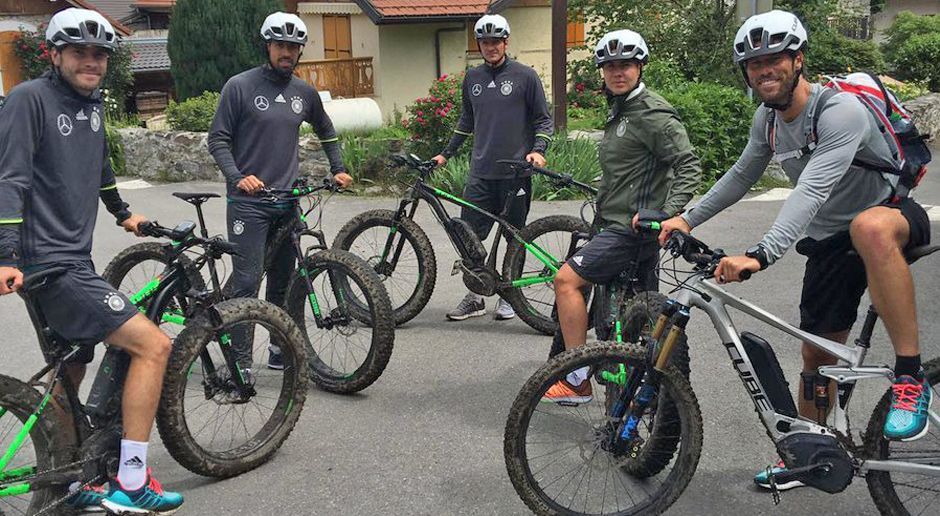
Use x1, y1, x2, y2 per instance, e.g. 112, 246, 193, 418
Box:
333, 155, 595, 334
0, 213, 308, 515
104, 181, 395, 394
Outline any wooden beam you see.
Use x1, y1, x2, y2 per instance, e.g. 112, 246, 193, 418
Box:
551, 0, 566, 130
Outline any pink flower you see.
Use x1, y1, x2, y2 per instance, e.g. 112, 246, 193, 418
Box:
417, 111, 423, 116
448, 89, 455, 95
575, 83, 585, 93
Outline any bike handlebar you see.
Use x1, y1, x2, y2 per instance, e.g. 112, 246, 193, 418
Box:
259, 176, 341, 201
496, 160, 597, 195
139, 221, 239, 256
664, 231, 752, 281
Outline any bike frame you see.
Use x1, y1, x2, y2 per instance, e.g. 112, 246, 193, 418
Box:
384, 178, 563, 290
671, 273, 940, 477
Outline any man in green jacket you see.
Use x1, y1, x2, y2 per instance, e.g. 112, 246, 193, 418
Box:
543, 29, 702, 404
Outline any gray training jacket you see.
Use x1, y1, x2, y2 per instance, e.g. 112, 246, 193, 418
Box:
0, 72, 125, 267
682, 84, 897, 265
442, 58, 553, 179
208, 65, 345, 202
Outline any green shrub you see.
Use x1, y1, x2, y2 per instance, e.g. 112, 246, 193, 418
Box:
166, 91, 220, 132
805, 29, 885, 76
893, 33, 940, 92
426, 153, 471, 195
105, 124, 126, 176
340, 132, 394, 182
536, 134, 601, 200
660, 82, 756, 190
643, 58, 687, 93
405, 73, 465, 158
882, 11, 940, 65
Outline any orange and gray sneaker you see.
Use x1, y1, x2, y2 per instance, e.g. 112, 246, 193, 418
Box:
541, 379, 593, 405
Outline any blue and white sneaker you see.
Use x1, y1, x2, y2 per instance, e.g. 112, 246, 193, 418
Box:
753, 460, 805, 491
100, 469, 183, 515
884, 375, 932, 441
65, 483, 107, 512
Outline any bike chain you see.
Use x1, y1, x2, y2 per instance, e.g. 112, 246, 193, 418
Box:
13, 455, 101, 515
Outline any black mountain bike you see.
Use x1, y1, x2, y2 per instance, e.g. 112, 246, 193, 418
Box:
104, 180, 395, 394
0, 208, 308, 515
334, 155, 594, 334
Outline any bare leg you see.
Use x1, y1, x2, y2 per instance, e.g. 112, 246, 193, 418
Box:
554, 264, 591, 351
103, 313, 172, 441
798, 330, 848, 423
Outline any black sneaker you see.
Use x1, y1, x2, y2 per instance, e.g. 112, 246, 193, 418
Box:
267, 348, 285, 370
446, 293, 486, 321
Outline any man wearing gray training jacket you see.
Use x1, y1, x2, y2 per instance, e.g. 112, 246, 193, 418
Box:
209, 12, 350, 373
659, 10, 932, 490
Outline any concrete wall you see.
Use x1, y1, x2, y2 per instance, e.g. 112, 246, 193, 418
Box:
872, 0, 939, 41
375, 23, 451, 118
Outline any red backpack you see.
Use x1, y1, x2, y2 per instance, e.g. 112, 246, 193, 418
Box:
767, 72, 932, 198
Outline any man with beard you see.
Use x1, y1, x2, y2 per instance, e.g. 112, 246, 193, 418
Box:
209, 12, 350, 372
659, 10, 932, 489
432, 13, 553, 322
0, 8, 183, 513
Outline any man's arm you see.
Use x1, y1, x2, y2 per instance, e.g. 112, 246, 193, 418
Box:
681, 110, 773, 228
305, 91, 346, 175
0, 88, 42, 268
207, 79, 244, 184
527, 72, 553, 157
100, 131, 132, 225
756, 100, 869, 264
654, 115, 702, 216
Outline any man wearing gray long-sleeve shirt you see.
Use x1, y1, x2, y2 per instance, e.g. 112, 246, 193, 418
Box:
660, 10, 932, 481
208, 12, 350, 371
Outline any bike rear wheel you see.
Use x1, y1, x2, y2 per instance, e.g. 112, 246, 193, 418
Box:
864, 356, 940, 516
285, 249, 395, 394
503, 215, 590, 335
333, 209, 436, 326
0, 375, 73, 515
504, 343, 702, 515
156, 298, 308, 478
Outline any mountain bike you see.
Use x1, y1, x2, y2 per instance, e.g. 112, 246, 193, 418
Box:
103, 180, 395, 394
504, 230, 940, 515
333, 155, 594, 334
0, 213, 308, 515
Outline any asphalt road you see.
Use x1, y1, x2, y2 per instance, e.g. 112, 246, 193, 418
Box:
2, 152, 940, 515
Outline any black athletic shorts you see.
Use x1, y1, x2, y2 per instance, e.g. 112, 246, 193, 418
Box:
798, 197, 930, 334
567, 225, 660, 289
25, 261, 138, 364
460, 175, 532, 240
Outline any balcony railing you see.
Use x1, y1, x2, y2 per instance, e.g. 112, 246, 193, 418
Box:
294, 57, 374, 98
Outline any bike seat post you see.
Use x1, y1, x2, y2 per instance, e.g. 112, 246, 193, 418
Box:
194, 202, 211, 239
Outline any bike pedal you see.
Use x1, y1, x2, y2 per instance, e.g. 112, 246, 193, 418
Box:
451, 259, 461, 276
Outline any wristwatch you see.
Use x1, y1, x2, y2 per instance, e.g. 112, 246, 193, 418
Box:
745, 244, 770, 271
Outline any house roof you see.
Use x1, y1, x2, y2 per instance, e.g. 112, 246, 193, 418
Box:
354, 0, 514, 24
125, 37, 170, 72
83, 0, 138, 23
68, 0, 133, 35
133, 0, 176, 12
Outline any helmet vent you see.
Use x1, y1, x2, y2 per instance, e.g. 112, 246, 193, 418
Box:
749, 28, 764, 49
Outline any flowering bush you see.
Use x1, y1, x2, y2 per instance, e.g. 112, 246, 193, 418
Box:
13, 25, 134, 117
404, 73, 466, 158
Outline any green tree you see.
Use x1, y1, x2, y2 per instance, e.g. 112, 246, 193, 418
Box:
168, 0, 283, 100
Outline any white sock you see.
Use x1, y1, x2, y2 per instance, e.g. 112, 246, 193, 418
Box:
117, 439, 148, 491
566, 366, 591, 387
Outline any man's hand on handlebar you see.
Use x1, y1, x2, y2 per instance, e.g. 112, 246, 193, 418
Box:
715, 255, 759, 284
0, 266, 23, 295
525, 152, 546, 168
121, 213, 149, 237
237, 175, 265, 194
333, 172, 353, 189
431, 155, 447, 167
658, 216, 692, 247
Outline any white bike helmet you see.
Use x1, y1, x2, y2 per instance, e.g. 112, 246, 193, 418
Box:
261, 12, 308, 45
474, 14, 510, 40
594, 29, 649, 68
733, 10, 807, 65
46, 8, 117, 51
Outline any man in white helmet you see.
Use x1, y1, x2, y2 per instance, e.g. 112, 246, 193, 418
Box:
659, 9, 932, 489
209, 11, 351, 371
432, 13, 554, 322
542, 29, 701, 404
0, 7, 183, 514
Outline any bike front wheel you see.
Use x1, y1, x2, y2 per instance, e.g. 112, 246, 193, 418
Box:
864, 356, 940, 516
504, 342, 702, 515
156, 298, 308, 478
285, 249, 395, 394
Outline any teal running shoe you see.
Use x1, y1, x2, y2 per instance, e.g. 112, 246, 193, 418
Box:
754, 460, 805, 491
884, 375, 932, 441
100, 469, 183, 515
65, 483, 107, 512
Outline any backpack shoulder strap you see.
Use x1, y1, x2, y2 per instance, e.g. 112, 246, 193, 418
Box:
807, 87, 838, 152
765, 105, 776, 152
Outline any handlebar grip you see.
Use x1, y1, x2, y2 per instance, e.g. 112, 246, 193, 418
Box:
740, 269, 752, 281
138, 221, 161, 238
213, 239, 239, 256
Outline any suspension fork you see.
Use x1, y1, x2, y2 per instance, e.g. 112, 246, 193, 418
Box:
379, 200, 418, 271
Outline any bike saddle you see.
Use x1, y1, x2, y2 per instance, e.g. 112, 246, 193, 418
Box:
172, 192, 221, 205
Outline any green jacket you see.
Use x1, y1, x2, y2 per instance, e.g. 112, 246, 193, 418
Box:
595, 84, 702, 229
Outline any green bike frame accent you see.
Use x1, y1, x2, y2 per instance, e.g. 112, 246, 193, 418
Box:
0, 391, 54, 498
601, 364, 628, 386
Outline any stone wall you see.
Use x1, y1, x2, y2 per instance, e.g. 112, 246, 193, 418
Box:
116, 128, 333, 181
905, 94, 940, 142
